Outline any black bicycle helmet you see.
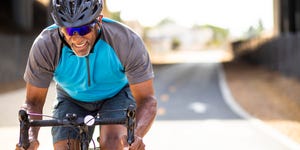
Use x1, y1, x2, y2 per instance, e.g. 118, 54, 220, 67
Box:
51, 0, 103, 27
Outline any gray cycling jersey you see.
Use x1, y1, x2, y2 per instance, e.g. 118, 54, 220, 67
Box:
24, 18, 154, 102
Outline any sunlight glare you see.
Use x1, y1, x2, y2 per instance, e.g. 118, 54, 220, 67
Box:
106, 0, 273, 36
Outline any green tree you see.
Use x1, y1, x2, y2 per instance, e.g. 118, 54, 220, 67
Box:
110, 12, 122, 22
244, 19, 265, 38
202, 24, 229, 47
171, 37, 181, 51
156, 18, 175, 26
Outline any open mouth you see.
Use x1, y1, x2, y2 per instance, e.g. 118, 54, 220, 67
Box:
71, 40, 91, 56
73, 41, 88, 49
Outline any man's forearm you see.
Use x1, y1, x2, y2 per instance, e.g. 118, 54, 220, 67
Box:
135, 96, 157, 138
22, 102, 44, 140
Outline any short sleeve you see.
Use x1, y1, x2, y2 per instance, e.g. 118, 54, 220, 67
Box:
124, 35, 154, 84
24, 29, 61, 88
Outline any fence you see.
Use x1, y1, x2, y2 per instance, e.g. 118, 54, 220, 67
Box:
231, 32, 300, 78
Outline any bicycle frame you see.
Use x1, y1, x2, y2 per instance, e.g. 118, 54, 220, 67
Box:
17, 105, 136, 150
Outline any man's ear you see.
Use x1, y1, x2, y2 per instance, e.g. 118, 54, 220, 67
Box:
98, 15, 103, 23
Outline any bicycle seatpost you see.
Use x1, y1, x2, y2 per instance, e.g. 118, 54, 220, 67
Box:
18, 110, 30, 149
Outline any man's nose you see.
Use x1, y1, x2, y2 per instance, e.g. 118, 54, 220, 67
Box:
72, 31, 82, 37
72, 32, 84, 40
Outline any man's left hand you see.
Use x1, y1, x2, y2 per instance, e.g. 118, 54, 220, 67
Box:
124, 135, 145, 150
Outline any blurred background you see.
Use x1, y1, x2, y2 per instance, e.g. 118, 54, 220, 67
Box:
1, 0, 299, 85
1, 0, 300, 149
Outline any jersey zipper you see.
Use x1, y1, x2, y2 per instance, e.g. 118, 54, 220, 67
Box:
85, 56, 91, 86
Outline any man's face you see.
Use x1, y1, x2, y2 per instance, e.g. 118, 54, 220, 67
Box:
60, 23, 99, 57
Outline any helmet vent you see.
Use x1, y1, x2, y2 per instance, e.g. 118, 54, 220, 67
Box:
82, 7, 88, 13
79, 15, 84, 21
69, 1, 75, 17
92, 5, 98, 14
61, 17, 67, 22
52, 0, 103, 27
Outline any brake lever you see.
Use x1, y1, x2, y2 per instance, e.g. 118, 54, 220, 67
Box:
18, 110, 30, 149
127, 105, 136, 145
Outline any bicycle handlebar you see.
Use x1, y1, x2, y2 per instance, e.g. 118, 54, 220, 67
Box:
18, 105, 136, 150
28, 117, 127, 127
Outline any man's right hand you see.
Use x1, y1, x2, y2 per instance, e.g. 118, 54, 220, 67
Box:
16, 140, 39, 150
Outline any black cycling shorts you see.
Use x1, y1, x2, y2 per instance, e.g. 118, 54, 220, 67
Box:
51, 85, 136, 144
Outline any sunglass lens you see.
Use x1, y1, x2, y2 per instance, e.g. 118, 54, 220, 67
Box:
65, 25, 92, 36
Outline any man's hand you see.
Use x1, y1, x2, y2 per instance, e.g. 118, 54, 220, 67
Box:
15, 144, 24, 150
15, 140, 39, 150
129, 135, 145, 150
123, 135, 145, 150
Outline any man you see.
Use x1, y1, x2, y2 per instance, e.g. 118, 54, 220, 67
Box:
17, 0, 157, 149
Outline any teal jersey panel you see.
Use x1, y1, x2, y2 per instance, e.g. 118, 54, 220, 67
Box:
54, 39, 128, 102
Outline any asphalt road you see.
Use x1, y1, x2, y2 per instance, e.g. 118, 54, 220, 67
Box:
0, 63, 298, 149
153, 63, 240, 120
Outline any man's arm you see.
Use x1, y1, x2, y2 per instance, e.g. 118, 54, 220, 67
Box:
22, 83, 48, 142
129, 79, 157, 138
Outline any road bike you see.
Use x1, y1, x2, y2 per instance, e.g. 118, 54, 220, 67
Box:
17, 105, 136, 150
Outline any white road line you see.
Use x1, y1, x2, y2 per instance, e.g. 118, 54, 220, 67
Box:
217, 63, 300, 150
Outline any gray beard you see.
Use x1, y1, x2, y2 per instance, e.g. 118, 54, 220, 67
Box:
73, 45, 92, 57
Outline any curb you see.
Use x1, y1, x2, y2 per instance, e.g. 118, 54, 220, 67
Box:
217, 63, 300, 150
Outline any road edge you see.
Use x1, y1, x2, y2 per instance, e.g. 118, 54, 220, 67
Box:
217, 63, 300, 150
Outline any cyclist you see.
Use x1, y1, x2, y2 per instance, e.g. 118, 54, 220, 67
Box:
16, 0, 157, 149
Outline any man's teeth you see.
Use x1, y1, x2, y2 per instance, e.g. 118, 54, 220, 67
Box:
76, 42, 86, 47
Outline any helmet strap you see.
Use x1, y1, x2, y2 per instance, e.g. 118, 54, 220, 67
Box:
96, 15, 103, 34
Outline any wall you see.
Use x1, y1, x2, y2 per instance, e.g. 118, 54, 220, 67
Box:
232, 32, 300, 78
0, 33, 37, 85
